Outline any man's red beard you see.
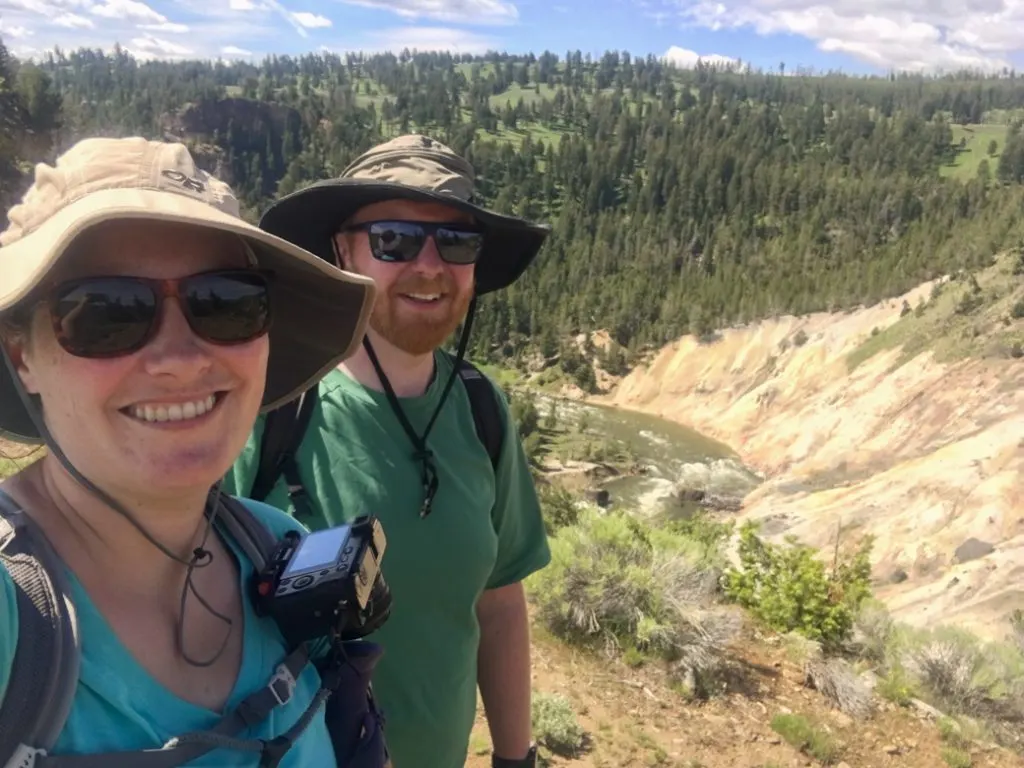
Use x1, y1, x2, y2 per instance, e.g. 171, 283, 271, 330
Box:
369, 274, 473, 356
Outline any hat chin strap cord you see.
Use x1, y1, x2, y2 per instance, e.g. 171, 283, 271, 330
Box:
0, 346, 234, 669
362, 295, 478, 519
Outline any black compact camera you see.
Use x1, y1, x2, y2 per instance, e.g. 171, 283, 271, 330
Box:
253, 515, 392, 645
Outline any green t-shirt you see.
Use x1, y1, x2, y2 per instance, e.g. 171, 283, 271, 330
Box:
223, 354, 551, 768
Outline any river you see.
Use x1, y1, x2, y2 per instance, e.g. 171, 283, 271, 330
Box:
533, 394, 764, 516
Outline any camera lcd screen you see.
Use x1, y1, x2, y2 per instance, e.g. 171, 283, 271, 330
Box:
284, 525, 351, 577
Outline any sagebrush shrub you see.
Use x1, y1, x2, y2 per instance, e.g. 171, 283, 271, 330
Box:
526, 509, 740, 680
532, 692, 586, 756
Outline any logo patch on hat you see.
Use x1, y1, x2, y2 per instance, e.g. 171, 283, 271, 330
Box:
160, 169, 206, 194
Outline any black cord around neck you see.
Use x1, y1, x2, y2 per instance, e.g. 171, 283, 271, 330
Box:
362, 296, 477, 518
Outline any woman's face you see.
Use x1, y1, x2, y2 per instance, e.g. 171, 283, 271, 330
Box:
9, 219, 270, 501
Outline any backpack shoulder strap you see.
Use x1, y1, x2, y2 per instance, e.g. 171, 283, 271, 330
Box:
447, 354, 505, 471
0, 490, 80, 768
250, 388, 319, 520
211, 491, 278, 573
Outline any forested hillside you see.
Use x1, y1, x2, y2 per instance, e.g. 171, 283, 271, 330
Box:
6, 40, 1024, 374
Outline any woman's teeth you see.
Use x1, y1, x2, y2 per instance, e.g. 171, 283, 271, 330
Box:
406, 293, 440, 302
130, 394, 218, 424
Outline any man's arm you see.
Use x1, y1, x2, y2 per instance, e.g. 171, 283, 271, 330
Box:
477, 580, 534, 762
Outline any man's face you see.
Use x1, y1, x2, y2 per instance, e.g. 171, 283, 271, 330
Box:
333, 199, 478, 356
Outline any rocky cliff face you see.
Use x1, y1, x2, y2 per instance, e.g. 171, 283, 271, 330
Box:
159, 97, 303, 198
598, 275, 1024, 642
162, 97, 299, 144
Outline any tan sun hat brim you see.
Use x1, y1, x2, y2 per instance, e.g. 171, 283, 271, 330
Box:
0, 186, 377, 443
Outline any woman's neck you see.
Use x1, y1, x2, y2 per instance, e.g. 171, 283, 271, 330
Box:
11, 457, 215, 599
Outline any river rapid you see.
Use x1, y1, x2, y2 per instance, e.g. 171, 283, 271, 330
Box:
533, 393, 764, 517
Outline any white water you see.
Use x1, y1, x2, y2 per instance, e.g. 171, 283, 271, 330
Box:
534, 393, 763, 517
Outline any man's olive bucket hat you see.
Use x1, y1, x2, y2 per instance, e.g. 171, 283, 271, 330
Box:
0, 136, 377, 443
258, 134, 551, 295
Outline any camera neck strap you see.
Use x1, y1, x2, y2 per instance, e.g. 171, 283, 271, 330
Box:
362, 297, 477, 519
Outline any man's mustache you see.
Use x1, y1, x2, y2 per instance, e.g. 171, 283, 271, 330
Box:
390, 276, 454, 295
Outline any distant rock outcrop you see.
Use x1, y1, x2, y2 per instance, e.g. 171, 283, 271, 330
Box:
162, 97, 300, 143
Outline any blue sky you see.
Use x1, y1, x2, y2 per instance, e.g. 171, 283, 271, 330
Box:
1, 0, 1023, 76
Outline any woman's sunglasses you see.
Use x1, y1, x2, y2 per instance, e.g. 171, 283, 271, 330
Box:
342, 220, 484, 265
45, 269, 273, 359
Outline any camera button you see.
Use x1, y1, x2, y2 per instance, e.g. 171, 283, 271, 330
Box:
293, 575, 314, 589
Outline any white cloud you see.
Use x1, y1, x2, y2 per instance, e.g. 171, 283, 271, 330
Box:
341, 24, 497, 53
663, 45, 738, 68
253, 0, 311, 36
139, 21, 189, 32
90, 0, 166, 23
0, 19, 33, 36
53, 10, 94, 26
126, 32, 192, 58
1, 0, 90, 14
228, 0, 256, 8
220, 43, 252, 54
676, 0, 1021, 72
338, 0, 518, 25
291, 10, 330, 27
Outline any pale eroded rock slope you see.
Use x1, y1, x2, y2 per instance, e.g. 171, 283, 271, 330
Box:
598, 277, 1024, 642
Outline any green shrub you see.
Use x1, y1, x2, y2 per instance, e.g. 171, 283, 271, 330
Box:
883, 622, 1024, 751
904, 626, 1010, 713
849, 598, 895, 664
1009, 609, 1024, 653
526, 509, 741, 684
531, 692, 586, 756
941, 747, 972, 768
509, 392, 540, 437
537, 483, 581, 535
666, 510, 734, 559
723, 521, 873, 650
769, 713, 842, 764
875, 663, 917, 707
937, 717, 970, 750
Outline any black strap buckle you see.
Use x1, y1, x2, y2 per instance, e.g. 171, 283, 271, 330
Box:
258, 735, 295, 768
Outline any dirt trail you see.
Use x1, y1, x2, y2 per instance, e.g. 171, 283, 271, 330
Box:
595, 278, 1024, 642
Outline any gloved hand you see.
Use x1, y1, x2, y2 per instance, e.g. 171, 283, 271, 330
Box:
491, 744, 537, 767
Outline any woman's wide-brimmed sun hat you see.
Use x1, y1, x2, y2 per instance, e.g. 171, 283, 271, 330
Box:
0, 136, 377, 443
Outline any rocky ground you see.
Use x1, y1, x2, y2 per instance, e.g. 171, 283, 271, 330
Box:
467, 622, 1024, 768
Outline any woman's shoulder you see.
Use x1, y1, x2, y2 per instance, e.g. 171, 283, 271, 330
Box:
225, 495, 310, 540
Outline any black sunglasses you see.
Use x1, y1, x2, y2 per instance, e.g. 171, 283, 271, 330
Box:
45, 269, 273, 359
342, 220, 484, 265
